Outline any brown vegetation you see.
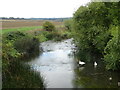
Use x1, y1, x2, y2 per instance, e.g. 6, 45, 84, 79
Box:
1, 20, 63, 29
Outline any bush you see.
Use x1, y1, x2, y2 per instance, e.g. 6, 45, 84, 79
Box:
35, 33, 48, 42
43, 21, 55, 31
14, 36, 39, 55
6, 31, 26, 40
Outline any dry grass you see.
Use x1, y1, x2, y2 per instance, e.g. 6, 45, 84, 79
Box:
1, 20, 63, 29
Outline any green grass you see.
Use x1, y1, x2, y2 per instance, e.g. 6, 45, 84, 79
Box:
1, 25, 64, 34
2, 26, 43, 34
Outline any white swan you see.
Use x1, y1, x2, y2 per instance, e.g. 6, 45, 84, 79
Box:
109, 77, 112, 81
94, 61, 97, 66
79, 61, 85, 65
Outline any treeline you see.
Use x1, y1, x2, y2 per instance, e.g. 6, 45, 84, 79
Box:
0, 17, 26, 20
29, 17, 71, 21
66, 2, 119, 70
0, 17, 71, 21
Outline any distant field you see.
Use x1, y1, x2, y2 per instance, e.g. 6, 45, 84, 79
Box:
0, 20, 64, 34
1, 20, 63, 29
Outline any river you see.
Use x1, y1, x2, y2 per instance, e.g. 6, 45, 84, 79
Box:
28, 38, 120, 88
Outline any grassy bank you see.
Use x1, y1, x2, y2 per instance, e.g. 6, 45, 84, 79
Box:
3, 61, 44, 88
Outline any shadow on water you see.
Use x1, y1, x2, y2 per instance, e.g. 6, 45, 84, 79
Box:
27, 38, 120, 88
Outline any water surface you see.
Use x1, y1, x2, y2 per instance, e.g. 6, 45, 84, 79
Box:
28, 39, 76, 88
28, 39, 120, 88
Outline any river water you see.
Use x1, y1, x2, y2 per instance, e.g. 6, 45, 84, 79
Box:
28, 38, 120, 88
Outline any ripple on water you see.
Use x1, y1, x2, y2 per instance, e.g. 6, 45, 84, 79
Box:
29, 39, 76, 88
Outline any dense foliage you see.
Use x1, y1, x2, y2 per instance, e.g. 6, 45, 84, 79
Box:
104, 25, 120, 70
73, 2, 120, 70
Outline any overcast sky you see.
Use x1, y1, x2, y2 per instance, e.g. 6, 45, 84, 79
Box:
0, 0, 91, 18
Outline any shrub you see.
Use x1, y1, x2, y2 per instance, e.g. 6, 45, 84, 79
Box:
14, 36, 39, 55
6, 31, 26, 40
43, 21, 55, 31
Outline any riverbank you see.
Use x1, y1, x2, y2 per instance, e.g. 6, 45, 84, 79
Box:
2, 24, 71, 88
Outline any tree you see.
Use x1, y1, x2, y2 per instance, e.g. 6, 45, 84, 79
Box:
43, 21, 55, 31
73, 2, 120, 70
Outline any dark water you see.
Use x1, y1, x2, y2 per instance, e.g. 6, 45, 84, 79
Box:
28, 38, 120, 88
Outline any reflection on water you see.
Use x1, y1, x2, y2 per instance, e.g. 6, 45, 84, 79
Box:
28, 38, 120, 88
